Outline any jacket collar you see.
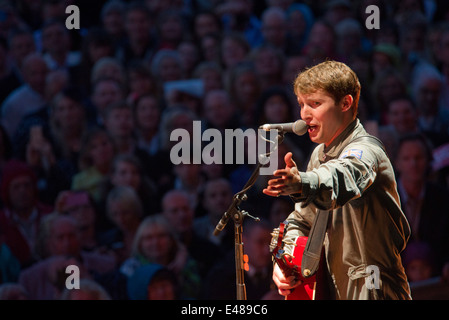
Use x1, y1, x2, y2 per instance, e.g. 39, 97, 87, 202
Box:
318, 119, 364, 163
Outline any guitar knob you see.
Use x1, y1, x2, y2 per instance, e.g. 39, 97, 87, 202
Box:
303, 269, 311, 277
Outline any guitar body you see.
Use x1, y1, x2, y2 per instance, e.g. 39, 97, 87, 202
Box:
285, 236, 316, 300
270, 221, 316, 300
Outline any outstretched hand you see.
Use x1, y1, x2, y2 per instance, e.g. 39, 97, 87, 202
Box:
263, 152, 302, 197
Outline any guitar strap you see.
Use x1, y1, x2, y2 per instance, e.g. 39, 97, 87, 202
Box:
300, 135, 386, 278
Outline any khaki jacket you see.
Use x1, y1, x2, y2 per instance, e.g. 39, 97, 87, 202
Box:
283, 119, 412, 300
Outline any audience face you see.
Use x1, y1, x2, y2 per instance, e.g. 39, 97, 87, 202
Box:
263, 94, 290, 124
41, 22, 70, 56
51, 95, 85, 131
395, 139, 430, 184
387, 99, 417, 135
203, 179, 233, 221
8, 175, 36, 212
147, 278, 176, 300
108, 197, 141, 231
252, 47, 282, 80
102, 10, 124, 37
203, 90, 235, 129
193, 12, 221, 40
158, 55, 183, 82
243, 223, 272, 270
22, 54, 48, 95
135, 96, 160, 131
162, 191, 194, 234
128, 72, 156, 98
104, 107, 134, 140
139, 222, 173, 263
261, 9, 287, 48
89, 133, 115, 169
46, 216, 82, 257
406, 259, 433, 282
111, 160, 141, 190
91, 80, 124, 114
416, 78, 442, 115
124, 9, 152, 41
200, 34, 221, 63
8, 32, 36, 68
221, 37, 248, 69
232, 69, 259, 107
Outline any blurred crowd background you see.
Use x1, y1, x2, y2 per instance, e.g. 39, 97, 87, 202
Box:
0, 0, 449, 300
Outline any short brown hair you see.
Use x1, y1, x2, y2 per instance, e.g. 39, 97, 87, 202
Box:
293, 60, 361, 115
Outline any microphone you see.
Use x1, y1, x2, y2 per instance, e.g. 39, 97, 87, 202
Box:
259, 119, 308, 136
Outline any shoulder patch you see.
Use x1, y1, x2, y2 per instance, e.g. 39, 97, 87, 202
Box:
339, 148, 363, 160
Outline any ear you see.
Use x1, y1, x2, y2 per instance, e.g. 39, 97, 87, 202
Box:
340, 94, 353, 113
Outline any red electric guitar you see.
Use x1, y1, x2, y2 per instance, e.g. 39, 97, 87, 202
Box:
270, 221, 316, 300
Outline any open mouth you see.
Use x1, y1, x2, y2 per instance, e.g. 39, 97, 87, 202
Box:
308, 125, 318, 133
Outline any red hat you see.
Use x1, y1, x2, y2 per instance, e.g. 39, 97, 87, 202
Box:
0, 159, 38, 208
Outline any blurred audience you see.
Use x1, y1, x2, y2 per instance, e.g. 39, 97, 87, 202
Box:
0, 0, 448, 300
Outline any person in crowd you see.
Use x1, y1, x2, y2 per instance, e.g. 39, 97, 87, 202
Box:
18, 213, 116, 300
225, 62, 261, 129
192, 61, 224, 94
220, 32, 251, 71
120, 214, 202, 300
100, 0, 127, 48
71, 126, 117, 207
126, 61, 160, 105
54, 190, 106, 253
126, 263, 179, 300
394, 133, 449, 276
69, 27, 116, 97
248, 44, 285, 91
90, 57, 127, 92
115, 1, 157, 66
89, 77, 125, 125
161, 189, 221, 275
193, 178, 234, 254
0, 159, 53, 268
4, 28, 36, 79
384, 95, 420, 137
1, 53, 48, 139
411, 62, 449, 147
102, 100, 158, 180
40, 19, 81, 71
98, 185, 144, 265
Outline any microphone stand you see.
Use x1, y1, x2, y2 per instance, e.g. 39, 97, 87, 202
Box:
213, 130, 285, 300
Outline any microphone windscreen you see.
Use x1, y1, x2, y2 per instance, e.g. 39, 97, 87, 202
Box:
292, 120, 308, 136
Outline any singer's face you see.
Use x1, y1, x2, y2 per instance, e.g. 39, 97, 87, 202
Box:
297, 89, 352, 147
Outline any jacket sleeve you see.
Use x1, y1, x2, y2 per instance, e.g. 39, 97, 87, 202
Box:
282, 141, 382, 255
298, 141, 381, 210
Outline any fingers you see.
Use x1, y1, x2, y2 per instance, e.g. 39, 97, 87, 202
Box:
272, 169, 290, 177
272, 265, 302, 297
284, 152, 297, 169
262, 187, 281, 197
